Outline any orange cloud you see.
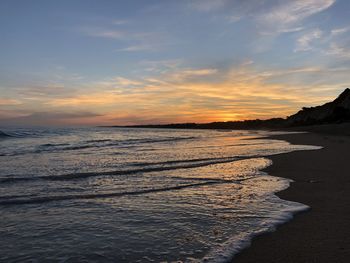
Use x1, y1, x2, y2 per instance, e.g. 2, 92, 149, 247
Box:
4, 64, 348, 126
37, 64, 348, 125
0, 98, 22, 106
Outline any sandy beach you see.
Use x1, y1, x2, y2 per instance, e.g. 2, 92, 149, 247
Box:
234, 126, 350, 262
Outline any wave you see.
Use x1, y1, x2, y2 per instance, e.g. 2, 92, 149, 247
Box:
0, 156, 261, 184
1, 136, 198, 156
0, 194, 38, 200
38, 137, 195, 152
39, 143, 70, 147
129, 156, 241, 167
0, 181, 221, 206
0, 176, 258, 206
0, 129, 64, 140
0, 130, 13, 138
121, 136, 196, 144
201, 190, 309, 263
0, 129, 51, 138
85, 139, 112, 143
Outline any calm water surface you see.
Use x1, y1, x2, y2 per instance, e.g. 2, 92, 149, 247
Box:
0, 128, 320, 262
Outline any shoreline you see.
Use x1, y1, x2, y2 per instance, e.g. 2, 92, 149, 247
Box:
233, 131, 350, 262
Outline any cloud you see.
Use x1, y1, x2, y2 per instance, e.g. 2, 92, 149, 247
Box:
176, 68, 218, 77
149, 67, 219, 83
46, 93, 118, 107
138, 59, 183, 72
0, 98, 22, 106
79, 25, 175, 53
295, 29, 323, 51
114, 77, 143, 87
112, 19, 128, 25
79, 27, 125, 39
261, 0, 335, 24
4, 62, 348, 126
331, 27, 350, 36
189, 0, 228, 12
31, 111, 101, 119
258, 0, 335, 33
0, 109, 28, 120
44, 68, 221, 109
41, 64, 349, 125
178, 67, 218, 76
325, 43, 350, 59
289, 24, 350, 59
190, 0, 335, 35
17, 84, 76, 99
116, 44, 156, 52
226, 15, 242, 23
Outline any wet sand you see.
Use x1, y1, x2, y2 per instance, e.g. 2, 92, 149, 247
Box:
234, 129, 350, 262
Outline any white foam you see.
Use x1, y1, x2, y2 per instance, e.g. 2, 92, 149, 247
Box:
198, 179, 309, 263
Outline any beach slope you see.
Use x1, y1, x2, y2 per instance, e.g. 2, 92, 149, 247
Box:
234, 130, 350, 262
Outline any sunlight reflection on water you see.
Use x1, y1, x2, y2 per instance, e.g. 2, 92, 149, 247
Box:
0, 128, 320, 262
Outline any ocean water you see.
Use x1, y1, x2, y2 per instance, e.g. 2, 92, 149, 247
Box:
0, 127, 321, 262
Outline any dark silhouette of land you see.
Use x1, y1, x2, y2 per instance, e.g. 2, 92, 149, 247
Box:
287, 88, 350, 126
107, 88, 350, 130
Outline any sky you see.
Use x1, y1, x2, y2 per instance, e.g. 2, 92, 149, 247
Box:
1, 0, 350, 126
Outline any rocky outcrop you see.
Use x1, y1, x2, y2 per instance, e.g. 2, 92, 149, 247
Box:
287, 88, 350, 126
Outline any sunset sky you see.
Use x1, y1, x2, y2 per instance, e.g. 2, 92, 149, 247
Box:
1, 0, 350, 126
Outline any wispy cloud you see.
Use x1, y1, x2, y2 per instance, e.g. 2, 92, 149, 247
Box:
3, 61, 349, 126
116, 44, 156, 52
173, 68, 218, 77
304, 25, 350, 60
295, 29, 323, 52
0, 98, 22, 106
79, 27, 125, 39
138, 59, 183, 73
189, 0, 228, 12
114, 77, 143, 87
17, 84, 76, 99
258, 0, 335, 33
261, 0, 335, 24
112, 19, 129, 25
79, 25, 175, 53
325, 43, 350, 58
42, 64, 349, 125
331, 27, 350, 36
189, 0, 335, 35
226, 15, 242, 23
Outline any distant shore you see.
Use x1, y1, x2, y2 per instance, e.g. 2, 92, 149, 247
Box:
234, 124, 350, 262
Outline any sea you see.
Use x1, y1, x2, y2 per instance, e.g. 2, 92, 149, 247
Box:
0, 127, 321, 262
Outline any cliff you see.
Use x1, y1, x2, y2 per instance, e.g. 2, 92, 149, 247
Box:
287, 88, 350, 126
